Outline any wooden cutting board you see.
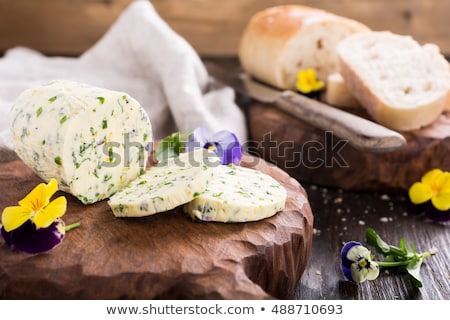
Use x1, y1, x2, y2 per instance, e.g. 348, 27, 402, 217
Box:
248, 103, 450, 192
0, 149, 313, 299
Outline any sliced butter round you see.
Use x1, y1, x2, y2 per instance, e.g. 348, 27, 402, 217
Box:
184, 164, 287, 223
108, 149, 219, 217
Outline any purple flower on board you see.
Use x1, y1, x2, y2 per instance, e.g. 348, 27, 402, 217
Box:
187, 126, 242, 165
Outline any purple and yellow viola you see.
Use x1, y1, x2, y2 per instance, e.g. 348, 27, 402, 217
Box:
1, 178, 77, 254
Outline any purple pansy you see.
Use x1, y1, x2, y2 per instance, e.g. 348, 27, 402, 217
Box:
187, 126, 242, 165
341, 241, 379, 283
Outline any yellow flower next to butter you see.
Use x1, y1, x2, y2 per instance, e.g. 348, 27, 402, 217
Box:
408, 169, 450, 211
296, 69, 325, 94
1, 178, 67, 232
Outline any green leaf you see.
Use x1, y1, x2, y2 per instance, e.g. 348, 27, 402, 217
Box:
406, 258, 424, 287
389, 244, 407, 258
366, 228, 390, 255
399, 237, 406, 251
409, 242, 417, 254
155, 131, 191, 162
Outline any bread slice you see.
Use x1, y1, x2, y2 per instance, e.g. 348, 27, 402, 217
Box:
322, 72, 361, 108
338, 31, 450, 131
238, 5, 370, 90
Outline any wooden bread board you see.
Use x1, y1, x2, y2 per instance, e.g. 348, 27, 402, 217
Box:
248, 103, 450, 192
0, 150, 313, 299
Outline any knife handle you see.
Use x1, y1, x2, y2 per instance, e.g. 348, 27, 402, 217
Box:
275, 90, 406, 153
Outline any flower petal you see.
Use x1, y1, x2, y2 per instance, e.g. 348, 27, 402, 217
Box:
1, 219, 65, 254
341, 264, 354, 282
431, 192, 450, 211
346, 243, 370, 263
296, 69, 324, 94
18, 179, 58, 212
409, 182, 432, 204
364, 261, 380, 281
350, 262, 376, 283
189, 126, 212, 148
421, 168, 443, 185
1, 206, 32, 232
341, 241, 361, 268
33, 196, 67, 229
211, 130, 243, 165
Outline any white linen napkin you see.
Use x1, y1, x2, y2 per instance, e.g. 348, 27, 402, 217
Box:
0, 0, 247, 149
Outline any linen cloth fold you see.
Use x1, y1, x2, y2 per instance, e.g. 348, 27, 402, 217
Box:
0, 0, 247, 149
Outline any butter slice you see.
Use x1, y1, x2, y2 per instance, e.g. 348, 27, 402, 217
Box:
184, 164, 287, 222
108, 149, 219, 217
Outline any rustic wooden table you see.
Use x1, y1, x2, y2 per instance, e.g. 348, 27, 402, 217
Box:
208, 57, 450, 300
295, 184, 450, 299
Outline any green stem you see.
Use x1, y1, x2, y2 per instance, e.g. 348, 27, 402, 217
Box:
65, 222, 80, 232
374, 251, 431, 268
374, 260, 410, 267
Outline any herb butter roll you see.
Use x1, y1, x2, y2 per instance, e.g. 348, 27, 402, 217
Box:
10, 80, 152, 204
184, 164, 287, 223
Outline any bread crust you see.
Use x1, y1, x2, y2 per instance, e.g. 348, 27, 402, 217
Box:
238, 5, 370, 89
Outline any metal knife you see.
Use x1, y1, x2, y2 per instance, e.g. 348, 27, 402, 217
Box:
206, 62, 407, 153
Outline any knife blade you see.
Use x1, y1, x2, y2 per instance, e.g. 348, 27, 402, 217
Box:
205, 62, 407, 153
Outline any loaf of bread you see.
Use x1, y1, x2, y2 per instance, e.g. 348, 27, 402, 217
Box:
238, 5, 370, 90
337, 31, 450, 131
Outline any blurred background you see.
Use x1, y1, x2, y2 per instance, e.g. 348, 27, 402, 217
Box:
0, 0, 449, 58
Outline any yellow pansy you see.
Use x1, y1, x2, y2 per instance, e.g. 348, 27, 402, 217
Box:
1, 178, 67, 232
296, 69, 325, 94
409, 169, 450, 211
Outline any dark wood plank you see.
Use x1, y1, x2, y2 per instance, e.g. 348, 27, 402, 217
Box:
295, 184, 450, 299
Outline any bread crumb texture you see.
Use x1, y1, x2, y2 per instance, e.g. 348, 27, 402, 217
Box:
338, 31, 450, 131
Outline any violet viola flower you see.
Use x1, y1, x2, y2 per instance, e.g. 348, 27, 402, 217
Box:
0, 178, 78, 254
341, 241, 380, 283
187, 126, 242, 165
